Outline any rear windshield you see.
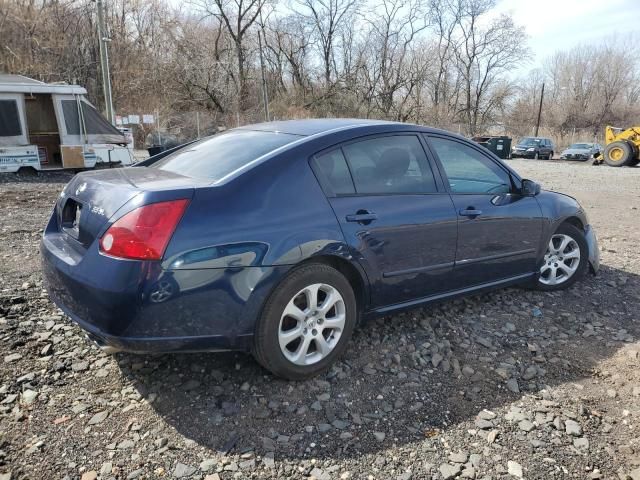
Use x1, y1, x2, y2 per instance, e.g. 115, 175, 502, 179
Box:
518, 137, 542, 146
150, 129, 301, 181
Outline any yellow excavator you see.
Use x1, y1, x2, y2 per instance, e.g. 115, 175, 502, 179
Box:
594, 125, 640, 166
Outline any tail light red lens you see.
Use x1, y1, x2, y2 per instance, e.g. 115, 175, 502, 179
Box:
99, 199, 189, 260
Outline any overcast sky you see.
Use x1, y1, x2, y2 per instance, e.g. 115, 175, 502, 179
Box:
495, 0, 640, 69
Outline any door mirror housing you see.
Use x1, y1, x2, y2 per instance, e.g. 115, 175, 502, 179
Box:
521, 179, 541, 196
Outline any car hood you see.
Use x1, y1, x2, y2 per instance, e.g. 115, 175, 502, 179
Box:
562, 148, 590, 155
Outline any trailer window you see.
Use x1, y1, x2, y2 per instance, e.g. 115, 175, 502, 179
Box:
61, 100, 121, 136
61, 100, 81, 134
0, 100, 22, 137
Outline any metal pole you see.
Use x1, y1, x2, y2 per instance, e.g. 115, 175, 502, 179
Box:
96, 0, 114, 124
258, 30, 270, 122
534, 82, 545, 137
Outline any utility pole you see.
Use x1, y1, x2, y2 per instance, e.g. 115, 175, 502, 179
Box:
258, 30, 270, 122
534, 82, 545, 137
95, 0, 115, 124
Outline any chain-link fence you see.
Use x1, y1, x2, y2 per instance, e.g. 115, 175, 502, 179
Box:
120, 109, 607, 156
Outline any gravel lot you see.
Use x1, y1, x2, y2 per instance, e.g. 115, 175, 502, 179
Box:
1, 160, 640, 480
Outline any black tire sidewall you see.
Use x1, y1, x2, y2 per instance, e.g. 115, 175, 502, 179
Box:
253, 263, 357, 380
536, 223, 589, 291
604, 141, 633, 167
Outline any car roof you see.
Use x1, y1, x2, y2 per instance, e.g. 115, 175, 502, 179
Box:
235, 118, 408, 136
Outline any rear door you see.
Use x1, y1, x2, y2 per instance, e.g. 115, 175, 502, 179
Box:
311, 133, 458, 308
426, 134, 543, 287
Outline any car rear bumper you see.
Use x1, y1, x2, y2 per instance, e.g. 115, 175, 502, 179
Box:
585, 224, 600, 274
41, 236, 287, 353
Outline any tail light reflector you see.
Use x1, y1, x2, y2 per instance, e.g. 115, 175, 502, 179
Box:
99, 199, 189, 260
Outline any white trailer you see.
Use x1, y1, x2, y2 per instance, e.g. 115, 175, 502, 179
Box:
0, 74, 133, 173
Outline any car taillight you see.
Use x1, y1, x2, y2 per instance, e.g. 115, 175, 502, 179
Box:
99, 199, 189, 260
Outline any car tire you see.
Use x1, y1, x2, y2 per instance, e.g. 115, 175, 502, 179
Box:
253, 263, 357, 380
534, 152, 539, 160
604, 141, 635, 167
535, 223, 588, 291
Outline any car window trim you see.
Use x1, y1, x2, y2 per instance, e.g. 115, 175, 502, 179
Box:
423, 133, 519, 196
309, 132, 445, 198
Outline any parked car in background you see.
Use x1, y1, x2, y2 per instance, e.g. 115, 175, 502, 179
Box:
511, 137, 554, 159
41, 119, 599, 380
560, 143, 602, 161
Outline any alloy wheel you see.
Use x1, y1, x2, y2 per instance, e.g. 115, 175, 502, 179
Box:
278, 283, 346, 366
539, 234, 581, 286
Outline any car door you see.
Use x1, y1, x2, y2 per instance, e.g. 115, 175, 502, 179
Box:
426, 134, 544, 287
310, 133, 458, 308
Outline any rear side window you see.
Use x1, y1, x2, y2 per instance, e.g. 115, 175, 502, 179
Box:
0, 100, 22, 136
342, 135, 437, 194
151, 129, 300, 181
311, 149, 355, 195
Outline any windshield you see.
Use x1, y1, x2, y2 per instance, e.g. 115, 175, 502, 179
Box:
151, 129, 301, 181
517, 137, 542, 147
568, 143, 592, 149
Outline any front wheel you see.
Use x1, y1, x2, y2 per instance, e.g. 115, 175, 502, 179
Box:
535, 223, 588, 291
253, 263, 357, 380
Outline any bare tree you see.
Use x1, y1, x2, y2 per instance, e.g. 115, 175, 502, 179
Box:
191, 0, 271, 112
295, 0, 358, 88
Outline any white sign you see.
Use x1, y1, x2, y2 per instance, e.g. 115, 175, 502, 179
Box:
143, 114, 155, 124
128, 114, 140, 124
115, 115, 123, 126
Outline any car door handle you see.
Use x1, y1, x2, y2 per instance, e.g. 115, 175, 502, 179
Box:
459, 208, 482, 217
346, 211, 378, 223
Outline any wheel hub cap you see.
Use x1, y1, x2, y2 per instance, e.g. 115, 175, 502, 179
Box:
539, 233, 581, 286
278, 283, 346, 366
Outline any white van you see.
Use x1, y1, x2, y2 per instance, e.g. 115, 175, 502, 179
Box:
0, 74, 133, 173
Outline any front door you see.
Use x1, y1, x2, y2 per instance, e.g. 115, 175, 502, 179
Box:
427, 135, 544, 287
311, 134, 458, 307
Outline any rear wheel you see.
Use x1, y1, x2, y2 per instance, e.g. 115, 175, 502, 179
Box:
535, 223, 588, 291
604, 141, 635, 167
253, 263, 357, 380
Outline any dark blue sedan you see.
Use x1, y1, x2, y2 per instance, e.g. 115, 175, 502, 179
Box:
41, 119, 599, 379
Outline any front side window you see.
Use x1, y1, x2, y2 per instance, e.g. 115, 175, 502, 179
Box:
341, 135, 437, 195
429, 137, 512, 194
0, 100, 22, 137
151, 129, 300, 181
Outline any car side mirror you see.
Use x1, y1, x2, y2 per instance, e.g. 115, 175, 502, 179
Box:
521, 179, 541, 196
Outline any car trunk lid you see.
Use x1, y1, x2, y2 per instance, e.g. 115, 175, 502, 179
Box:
56, 167, 199, 249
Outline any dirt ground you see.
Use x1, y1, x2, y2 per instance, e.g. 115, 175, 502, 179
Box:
1, 159, 640, 480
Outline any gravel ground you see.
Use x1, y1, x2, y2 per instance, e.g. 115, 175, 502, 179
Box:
1, 160, 640, 480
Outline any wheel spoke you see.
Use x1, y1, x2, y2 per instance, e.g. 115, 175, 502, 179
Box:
279, 325, 303, 350
289, 335, 312, 364
561, 260, 578, 273
283, 303, 306, 321
557, 235, 571, 253
563, 248, 580, 260
303, 284, 320, 310
323, 312, 346, 330
315, 335, 332, 356
318, 289, 338, 315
